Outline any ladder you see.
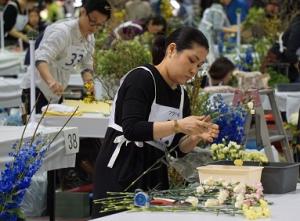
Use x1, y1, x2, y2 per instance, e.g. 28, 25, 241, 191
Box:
233, 89, 294, 162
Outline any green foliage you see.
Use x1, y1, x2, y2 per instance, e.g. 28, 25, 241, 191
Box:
243, 8, 265, 30
185, 75, 210, 116
94, 39, 152, 99
253, 37, 273, 70
267, 67, 289, 88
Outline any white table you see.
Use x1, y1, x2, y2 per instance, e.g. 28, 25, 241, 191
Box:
40, 113, 109, 138
90, 185, 300, 221
0, 77, 22, 108
0, 50, 25, 77
0, 125, 79, 171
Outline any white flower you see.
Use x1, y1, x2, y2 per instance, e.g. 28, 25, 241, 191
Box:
185, 196, 199, 207
196, 186, 204, 194
234, 183, 246, 194
222, 181, 229, 187
228, 141, 237, 147
211, 143, 218, 150
234, 200, 243, 208
289, 112, 299, 126
236, 193, 244, 202
247, 101, 254, 110
203, 178, 215, 186
218, 189, 229, 204
204, 199, 219, 207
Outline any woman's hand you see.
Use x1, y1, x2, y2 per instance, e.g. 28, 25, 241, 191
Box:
48, 80, 64, 95
177, 115, 218, 136
178, 116, 219, 153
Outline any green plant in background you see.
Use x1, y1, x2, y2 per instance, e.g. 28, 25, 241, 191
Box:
94, 28, 111, 50
252, 37, 273, 70
185, 74, 210, 116
94, 39, 151, 99
267, 67, 289, 88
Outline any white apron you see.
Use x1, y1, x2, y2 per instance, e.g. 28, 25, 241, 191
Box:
107, 66, 184, 168
4, 1, 28, 32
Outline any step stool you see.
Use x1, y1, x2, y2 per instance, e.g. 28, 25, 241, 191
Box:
233, 89, 294, 162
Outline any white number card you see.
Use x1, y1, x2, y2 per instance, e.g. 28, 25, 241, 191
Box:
64, 128, 79, 155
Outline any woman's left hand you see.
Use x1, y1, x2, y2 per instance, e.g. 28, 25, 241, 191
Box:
195, 116, 219, 143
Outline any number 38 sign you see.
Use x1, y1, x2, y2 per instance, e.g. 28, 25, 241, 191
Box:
64, 128, 79, 155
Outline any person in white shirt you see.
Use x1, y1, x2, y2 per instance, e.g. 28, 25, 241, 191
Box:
20, 0, 111, 113
198, 0, 237, 64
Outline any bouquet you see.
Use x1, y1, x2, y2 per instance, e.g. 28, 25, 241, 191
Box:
94, 179, 271, 220
210, 95, 248, 145
0, 136, 47, 221
0, 104, 78, 220
210, 141, 268, 163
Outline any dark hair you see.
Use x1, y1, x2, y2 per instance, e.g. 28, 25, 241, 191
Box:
81, 68, 94, 77
146, 16, 167, 34
28, 6, 40, 15
83, 0, 112, 19
209, 57, 235, 80
152, 27, 209, 65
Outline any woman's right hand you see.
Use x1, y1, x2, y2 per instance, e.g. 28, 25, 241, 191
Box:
177, 115, 216, 136
48, 80, 64, 95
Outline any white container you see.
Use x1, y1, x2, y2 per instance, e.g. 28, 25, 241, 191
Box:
197, 165, 263, 186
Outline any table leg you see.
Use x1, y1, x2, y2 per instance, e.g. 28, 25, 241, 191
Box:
47, 170, 56, 221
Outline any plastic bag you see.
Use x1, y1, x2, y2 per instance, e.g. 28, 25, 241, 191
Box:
167, 147, 212, 183
21, 172, 48, 217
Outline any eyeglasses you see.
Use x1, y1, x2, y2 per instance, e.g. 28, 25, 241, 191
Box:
87, 14, 106, 28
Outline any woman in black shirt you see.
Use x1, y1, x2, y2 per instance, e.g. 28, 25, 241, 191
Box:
92, 27, 219, 218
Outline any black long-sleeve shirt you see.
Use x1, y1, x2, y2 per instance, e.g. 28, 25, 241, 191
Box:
282, 15, 300, 64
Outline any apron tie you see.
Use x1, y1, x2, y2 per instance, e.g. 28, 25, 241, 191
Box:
107, 135, 143, 168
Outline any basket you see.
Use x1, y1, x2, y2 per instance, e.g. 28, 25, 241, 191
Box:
197, 165, 263, 186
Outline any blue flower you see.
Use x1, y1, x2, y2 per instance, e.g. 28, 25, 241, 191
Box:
209, 95, 247, 145
0, 137, 47, 219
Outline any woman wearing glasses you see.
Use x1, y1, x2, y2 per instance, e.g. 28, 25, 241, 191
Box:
20, 0, 111, 113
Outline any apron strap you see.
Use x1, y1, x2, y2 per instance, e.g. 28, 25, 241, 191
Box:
179, 86, 184, 112
107, 135, 144, 168
108, 66, 156, 130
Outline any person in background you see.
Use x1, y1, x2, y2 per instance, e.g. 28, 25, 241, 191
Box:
113, 15, 167, 41
125, 0, 152, 20
20, 0, 111, 114
0, 0, 8, 6
198, 0, 237, 64
25, 7, 47, 34
92, 26, 219, 218
205, 56, 236, 86
80, 68, 95, 98
262, 12, 300, 82
3, 0, 36, 47
225, 0, 249, 25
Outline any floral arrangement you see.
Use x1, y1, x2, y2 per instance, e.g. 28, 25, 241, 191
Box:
83, 81, 96, 104
0, 105, 77, 220
209, 95, 248, 145
0, 136, 47, 221
94, 179, 270, 220
210, 141, 268, 163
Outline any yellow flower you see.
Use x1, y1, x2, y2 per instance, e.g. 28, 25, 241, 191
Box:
234, 159, 244, 166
